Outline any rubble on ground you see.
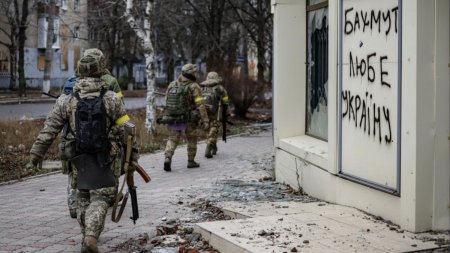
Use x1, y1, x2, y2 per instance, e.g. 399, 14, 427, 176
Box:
114, 150, 319, 253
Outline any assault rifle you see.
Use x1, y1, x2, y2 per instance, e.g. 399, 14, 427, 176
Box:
219, 103, 234, 142
112, 122, 151, 224
41, 91, 60, 99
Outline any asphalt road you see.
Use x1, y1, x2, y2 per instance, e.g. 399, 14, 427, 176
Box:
0, 97, 148, 120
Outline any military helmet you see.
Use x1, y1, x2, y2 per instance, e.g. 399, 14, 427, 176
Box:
206, 71, 222, 83
76, 54, 103, 78
181, 63, 198, 75
83, 48, 106, 72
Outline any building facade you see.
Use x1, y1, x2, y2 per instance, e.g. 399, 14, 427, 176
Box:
272, 0, 449, 232
0, 0, 90, 89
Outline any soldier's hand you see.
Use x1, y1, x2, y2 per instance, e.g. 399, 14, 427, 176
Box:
30, 154, 42, 167
26, 154, 42, 171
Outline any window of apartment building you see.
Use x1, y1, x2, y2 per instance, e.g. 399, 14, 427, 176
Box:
306, 0, 328, 140
74, 26, 80, 39
74, 0, 80, 12
61, 0, 67, 11
88, 30, 96, 41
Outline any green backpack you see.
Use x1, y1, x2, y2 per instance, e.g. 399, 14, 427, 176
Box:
201, 85, 221, 115
166, 81, 191, 119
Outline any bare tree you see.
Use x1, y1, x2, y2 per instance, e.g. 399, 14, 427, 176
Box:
88, 0, 142, 88
0, 0, 31, 93
227, 0, 273, 82
0, 0, 17, 90
16, 0, 30, 97
42, 0, 57, 94
124, 0, 157, 134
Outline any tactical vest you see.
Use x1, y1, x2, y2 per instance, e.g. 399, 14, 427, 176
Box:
202, 85, 221, 114
166, 81, 191, 120
73, 89, 110, 154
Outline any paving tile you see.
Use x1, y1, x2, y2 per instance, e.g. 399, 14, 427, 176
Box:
0, 132, 273, 251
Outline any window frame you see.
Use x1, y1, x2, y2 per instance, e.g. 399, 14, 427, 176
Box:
305, 0, 329, 141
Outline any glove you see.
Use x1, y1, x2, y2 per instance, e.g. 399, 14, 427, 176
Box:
202, 121, 210, 131
30, 153, 42, 167
26, 154, 42, 171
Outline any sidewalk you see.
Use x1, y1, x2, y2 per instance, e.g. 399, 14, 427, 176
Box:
0, 130, 274, 253
0, 129, 448, 253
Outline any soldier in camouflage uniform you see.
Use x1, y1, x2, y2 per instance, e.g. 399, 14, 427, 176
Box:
63, 48, 123, 219
200, 72, 229, 158
29, 53, 132, 253
163, 63, 210, 171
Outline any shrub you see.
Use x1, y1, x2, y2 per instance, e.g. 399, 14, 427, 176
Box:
221, 74, 265, 118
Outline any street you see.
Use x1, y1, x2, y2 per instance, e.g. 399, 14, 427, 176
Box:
0, 130, 273, 253
0, 97, 147, 120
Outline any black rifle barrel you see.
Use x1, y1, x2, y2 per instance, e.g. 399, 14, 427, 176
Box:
129, 186, 139, 224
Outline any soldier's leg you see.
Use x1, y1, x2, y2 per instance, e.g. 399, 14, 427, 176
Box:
164, 130, 181, 171
211, 120, 220, 155
82, 186, 115, 252
67, 165, 78, 218
77, 189, 90, 240
206, 120, 220, 157
186, 123, 199, 168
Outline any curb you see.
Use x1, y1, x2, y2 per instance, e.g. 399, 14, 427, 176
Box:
0, 98, 57, 105
0, 170, 61, 187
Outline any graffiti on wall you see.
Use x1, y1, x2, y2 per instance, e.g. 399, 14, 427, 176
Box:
342, 4, 398, 145
340, 0, 400, 191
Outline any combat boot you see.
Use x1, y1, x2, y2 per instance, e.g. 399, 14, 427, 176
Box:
81, 235, 98, 253
69, 208, 77, 219
211, 143, 218, 155
187, 160, 200, 168
205, 144, 213, 158
164, 157, 172, 172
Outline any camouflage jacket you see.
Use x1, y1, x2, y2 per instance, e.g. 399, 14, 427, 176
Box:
30, 77, 130, 159
199, 81, 230, 119
102, 70, 123, 99
165, 75, 209, 123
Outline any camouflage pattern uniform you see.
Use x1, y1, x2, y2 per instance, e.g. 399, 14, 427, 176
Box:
200, 72, 229, 158
164, 63, 209, 170
30, 54, 131, 252
64, 49, 123, 218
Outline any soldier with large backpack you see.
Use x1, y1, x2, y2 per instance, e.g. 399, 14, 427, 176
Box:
61, 48, 124, 219
200, 72, 230, 158
162, 63, 210, 171
29, 53, 136, 253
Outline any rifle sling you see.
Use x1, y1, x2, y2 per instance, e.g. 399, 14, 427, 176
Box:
112, 135, 133, 223
111, 173, 129, 223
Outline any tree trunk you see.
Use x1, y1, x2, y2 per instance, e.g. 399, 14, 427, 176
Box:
256, 42, 265, 83
8, 45, 17, 90
17, 0, 29, 97
43, 1, 56, 94
125, 0, 157, 134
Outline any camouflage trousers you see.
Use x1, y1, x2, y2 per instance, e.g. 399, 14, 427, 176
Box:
207, 120, 221, 145
64, 157, 121, 240
164, 122, 198, 161
67, 167, 78, 211
63, 161, 120, 210
77, 186, 116, 239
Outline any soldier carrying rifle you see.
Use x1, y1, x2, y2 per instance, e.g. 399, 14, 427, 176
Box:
200, 71, 231, 158
28, 53, 143, 253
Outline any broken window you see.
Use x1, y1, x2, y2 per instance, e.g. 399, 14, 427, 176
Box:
306, 0, 328, 140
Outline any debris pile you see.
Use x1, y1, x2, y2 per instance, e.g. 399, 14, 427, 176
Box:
114, 217, 219, 253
